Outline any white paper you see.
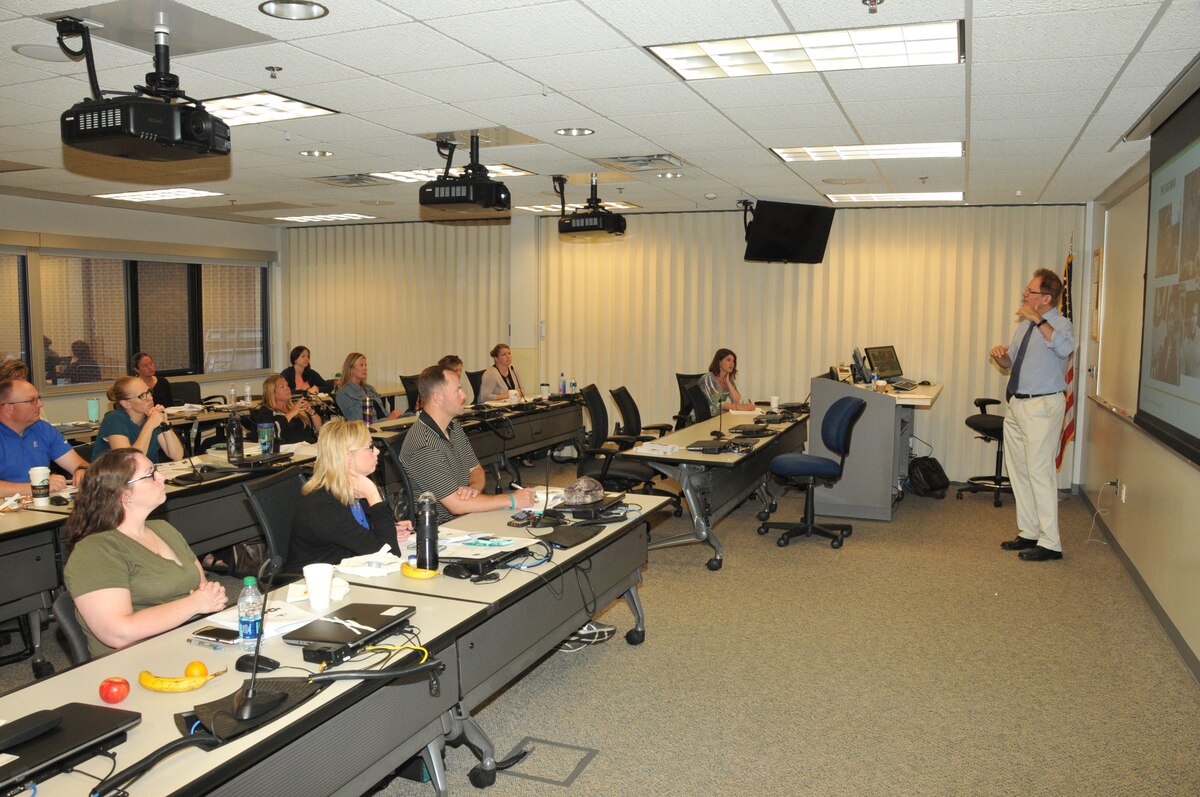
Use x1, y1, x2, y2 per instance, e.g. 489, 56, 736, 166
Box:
285, 576, 350, 603
208, 598, 318, 638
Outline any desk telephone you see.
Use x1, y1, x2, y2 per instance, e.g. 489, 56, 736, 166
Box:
830, 364, 853, 383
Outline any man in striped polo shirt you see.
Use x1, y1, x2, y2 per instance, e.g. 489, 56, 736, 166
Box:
400, 365, 615, 649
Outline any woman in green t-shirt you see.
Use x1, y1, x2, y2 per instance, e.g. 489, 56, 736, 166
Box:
63, 448, 227, 655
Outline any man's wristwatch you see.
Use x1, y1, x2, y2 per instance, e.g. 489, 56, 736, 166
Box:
1035, 318, 1048, 328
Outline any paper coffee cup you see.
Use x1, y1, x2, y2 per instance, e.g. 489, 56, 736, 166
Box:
770, 396, 780, 410
29, 466, 51, 506
303, 563, 335, 611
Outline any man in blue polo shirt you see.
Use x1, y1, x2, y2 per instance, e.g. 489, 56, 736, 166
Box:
0, 379, 89, 495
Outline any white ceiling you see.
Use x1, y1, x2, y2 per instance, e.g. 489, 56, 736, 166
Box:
0, 0, 1195, 227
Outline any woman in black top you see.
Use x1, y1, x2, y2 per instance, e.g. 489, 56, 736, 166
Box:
281, 345, 332, 394
479, 343, 525, 401
131, 352, 173, 406
250, 375, 322, 445
285, 420, 411, 570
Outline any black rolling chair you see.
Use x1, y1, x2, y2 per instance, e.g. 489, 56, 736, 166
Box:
399, 373, 420, 414
242, 465, 307, 580
577, 385, 682, 515
52, 590, 91, 666
173, 380, 202, 405
758, 396, 867, 549
466, 369, 485, 403
381, 438, 419, 522
673, 372, 705, 429
956, 398, 1012, 507
610, 386, 673, 439
686, 382, 713, 423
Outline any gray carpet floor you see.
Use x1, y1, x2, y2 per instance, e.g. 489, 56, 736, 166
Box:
4, 470, 1198, 796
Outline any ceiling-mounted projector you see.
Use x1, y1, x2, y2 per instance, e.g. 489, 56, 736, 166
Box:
419, 134, 511, 212
55, 17, 230, 161
555, 174, 626, 238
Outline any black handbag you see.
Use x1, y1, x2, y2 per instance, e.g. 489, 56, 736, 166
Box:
907, 456, 949, 498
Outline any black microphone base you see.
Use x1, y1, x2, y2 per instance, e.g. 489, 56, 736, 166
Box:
232, 688, 288, 722
710, 430, 725, 439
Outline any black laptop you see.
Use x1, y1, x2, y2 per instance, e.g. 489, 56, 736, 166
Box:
282, 603, 415, 647
0, 703, 140, 793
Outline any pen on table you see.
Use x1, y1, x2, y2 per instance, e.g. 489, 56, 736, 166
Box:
188, 637, 225, 652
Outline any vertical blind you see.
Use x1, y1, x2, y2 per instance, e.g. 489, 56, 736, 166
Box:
537, 205, 1084, 482
284, 221, 510, 392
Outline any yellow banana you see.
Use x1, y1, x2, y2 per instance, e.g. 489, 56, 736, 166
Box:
138, 667, 226, 692
401, 561, 437, 579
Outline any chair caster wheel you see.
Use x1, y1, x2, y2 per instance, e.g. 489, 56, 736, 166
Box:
706, 557, 722, 571
842, 529, 853, 537
956, 492, 963, 500
756, 510, 768, 521
769, 501, 777, 513
673, 506, 683, 517
468, 766, 496, 788
777, 536, 789, 548
33, 660, 54, 679
993, 500, 1002, 508
625, 628, 645, 645
831, 538, 842, 549
757, 525, 768, 535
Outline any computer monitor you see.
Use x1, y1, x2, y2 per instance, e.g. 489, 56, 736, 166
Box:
864, 346, 903, 379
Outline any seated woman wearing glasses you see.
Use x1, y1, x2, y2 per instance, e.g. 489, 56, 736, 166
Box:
286, 420, 412, 571
92, 376, 184, 462
63, 449, 227, 656
251, 375, 322, 445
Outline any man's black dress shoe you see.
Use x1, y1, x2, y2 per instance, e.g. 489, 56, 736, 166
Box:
1018, 546, 1063, 561
1000, 536, 1039, 551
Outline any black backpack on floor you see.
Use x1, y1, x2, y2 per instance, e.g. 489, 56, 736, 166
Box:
907, 456, 949, 499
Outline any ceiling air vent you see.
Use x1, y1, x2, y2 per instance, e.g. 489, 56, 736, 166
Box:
308, 173, 393, 188
591, 154, 682, 173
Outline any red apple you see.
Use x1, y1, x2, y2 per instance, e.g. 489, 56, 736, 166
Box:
99, 676, 130, 704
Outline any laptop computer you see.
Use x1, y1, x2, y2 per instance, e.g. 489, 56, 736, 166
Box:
228, 450, 293, 467
0, 703, 140, 793
531, 522, 604, 549
863, 346, 918, 390
556, 492, 626, 519
440, 539, 536, 575
728, 424, 773, 437
282, 603, 415, 647
686, 439, 727, 454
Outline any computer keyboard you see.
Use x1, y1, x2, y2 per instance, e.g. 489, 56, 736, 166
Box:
889, 377, 918, 391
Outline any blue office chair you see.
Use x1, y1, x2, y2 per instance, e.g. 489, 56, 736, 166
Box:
758, 396, 867, 549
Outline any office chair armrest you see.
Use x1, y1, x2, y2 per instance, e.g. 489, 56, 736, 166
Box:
642, 423, 673, 437
602, 433, 640, 451
974, 398, 1002, 413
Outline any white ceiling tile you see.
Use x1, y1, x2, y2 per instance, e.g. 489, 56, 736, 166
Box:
1083, 113, 1142, 140
359, 104, 498, 135
88, 63, 255, 102
293, 23, 490, 74
1097, 87, 1159, 120
0, 17, 149, 73
350, 133, 445, 158
272, 114, 394, 143
971, 56, 1125, 95
578, 0, 788, 45
1141, 1, 1200, 50
689, 73, 833, 109
974, 1, 1162, 18
565, 83, 708, 117
385, 63, 541, 103
540, 135, 661, 159
749, 123, 862, 148
296, 77, 436, 113
174, 0, 412, 37
507, 48, 676, 92
1115, 49, 1198, 87
824, 65, 964, 103
971, 91, 1103, 121
610, 110, 737, 138
971, 117, 1085, 141
384, 0, 562, 20
650, 130, 760, 154
969, 154, 1065, 172
504, 117, 636, 142
784, 161, 883, 181
854, 122, 968, 144
456, 93, 592, 125
780, 0, 965, 32
723, 104, 848, 132
684, 149, 780, 170
178, 43, 365, 86
842, 96, 964, 126
969, 138, 1073, 158
427, 1, 631, 60
972, 7, 1161, 62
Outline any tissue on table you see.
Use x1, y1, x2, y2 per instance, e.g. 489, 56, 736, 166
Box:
335, 545, 404, 577
285, 576, 351, 603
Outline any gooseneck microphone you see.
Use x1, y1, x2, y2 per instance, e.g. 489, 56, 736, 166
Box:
232, 563, 286, 721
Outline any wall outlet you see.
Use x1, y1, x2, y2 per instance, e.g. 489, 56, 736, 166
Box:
1120, 483, 1127, 503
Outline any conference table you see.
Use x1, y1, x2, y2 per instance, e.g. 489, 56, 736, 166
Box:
619, 410, 807, 571
0, 497, 662, 796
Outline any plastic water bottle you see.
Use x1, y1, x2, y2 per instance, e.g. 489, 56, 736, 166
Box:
226, 412, 243, 463
415, 492, 439, 570
237, 576, 263, 653
559, 372, 566, 395
243, 383, 253, 403
569, 376, 578, 393
228, 384, 237, 404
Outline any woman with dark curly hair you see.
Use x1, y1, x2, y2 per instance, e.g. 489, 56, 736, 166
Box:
63, 448, 226, 656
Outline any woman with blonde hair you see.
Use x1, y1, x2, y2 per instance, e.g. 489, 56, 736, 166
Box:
286, 420, 411, 570
335, 352, 400, 423
251, 374, 322, 445
92, 376, 184, 462
63, 448, 227, 656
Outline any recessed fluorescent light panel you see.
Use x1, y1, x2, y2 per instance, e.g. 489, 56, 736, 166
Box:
514, 202, 640, 213
826, 192, 963, 203
204, 92, 336, 127
648, 20, 963, 80
773, 142, 962, 162
370, 165, 533, 183
95, 188, 224, 202
275, 213, 378, 222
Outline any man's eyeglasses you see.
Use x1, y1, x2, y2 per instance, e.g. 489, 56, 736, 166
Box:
127, 465, 159, 485
1023, 287, 1051, 296
0, 395, 42, 406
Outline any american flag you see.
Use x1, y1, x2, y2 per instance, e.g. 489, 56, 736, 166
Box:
1056, 249, 1075, 470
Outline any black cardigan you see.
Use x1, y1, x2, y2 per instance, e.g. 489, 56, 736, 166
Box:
285, 488, 400, 570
